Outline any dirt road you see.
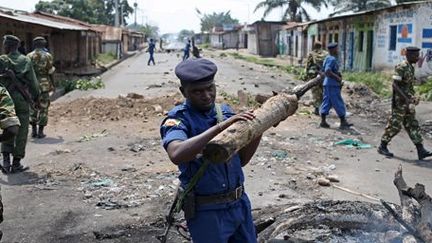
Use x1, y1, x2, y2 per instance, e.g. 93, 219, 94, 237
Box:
1, 51, 432, 243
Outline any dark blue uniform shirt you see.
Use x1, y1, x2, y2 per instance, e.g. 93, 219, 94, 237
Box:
322, 55, 340, 86
160, 101, 245, 210
148, 42, 155, 54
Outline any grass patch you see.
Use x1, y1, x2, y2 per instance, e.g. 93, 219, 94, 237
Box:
342, 71, 392, 97
415, 78, 432, 101
57, 77, 105, 93
199, 43, 210, 49
96, 52, 116, 65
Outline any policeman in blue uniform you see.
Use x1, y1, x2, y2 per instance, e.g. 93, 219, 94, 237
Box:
147, 38, 156, 65
319, 43, 353, 129
160, 58, 262, 243
182, 39, 191, 61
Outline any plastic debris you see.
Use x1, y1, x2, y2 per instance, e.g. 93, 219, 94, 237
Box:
334, 139, 371, 149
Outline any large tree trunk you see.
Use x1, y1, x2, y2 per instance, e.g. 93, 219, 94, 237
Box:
393, 165, 432, 242
203, 75, 323, 163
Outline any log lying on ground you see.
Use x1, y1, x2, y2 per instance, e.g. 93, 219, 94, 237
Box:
203, 75, 323, 163
393, 165, 432, 243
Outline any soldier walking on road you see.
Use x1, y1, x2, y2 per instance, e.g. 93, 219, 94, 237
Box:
27, 37, 55, 139
0, 35, 40, 173
160, 58, 262, 243
305, 41, 327, 115
378, 46, 432, 160
147, 38, 156, 66
319, 43, 352, 129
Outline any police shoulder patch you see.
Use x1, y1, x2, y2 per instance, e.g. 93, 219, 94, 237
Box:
163, 118, 181, 127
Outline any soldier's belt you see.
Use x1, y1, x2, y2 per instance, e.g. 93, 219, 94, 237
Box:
195, 185, 244, 205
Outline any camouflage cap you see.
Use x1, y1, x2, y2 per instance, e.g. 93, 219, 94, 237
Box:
3, 35, 20, 45
33, 36, 47, 44
405, 46, 420, 52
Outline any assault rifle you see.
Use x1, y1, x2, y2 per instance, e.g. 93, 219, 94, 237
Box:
0, 69, 38, 110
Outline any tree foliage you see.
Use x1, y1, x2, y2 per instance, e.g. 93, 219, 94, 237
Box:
140, 24, 159, 39
328, 0, 391, 16
196, 10, 239, 32
177, 29, 195, 41
35, 0, 133, 25
254, 0, 328, 22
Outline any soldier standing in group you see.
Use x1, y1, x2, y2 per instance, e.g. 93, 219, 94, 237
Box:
27, 37, 55, 139
160, 58, 262, 242
378, 46, 432, 160
0, 35, 40, 173
305, 41, 327, 115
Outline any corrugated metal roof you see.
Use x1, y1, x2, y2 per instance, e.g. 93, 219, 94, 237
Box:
0, 10, 89, 31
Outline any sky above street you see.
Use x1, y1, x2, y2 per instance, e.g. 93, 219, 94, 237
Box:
0, 0, 333, 33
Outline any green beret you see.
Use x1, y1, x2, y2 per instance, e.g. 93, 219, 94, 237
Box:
3, 35, 20, 44
406, 46, 420, 52
33, 36, 46, 43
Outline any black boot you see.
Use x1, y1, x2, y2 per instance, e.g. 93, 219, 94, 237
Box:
314, 107, 320, 116
37, 125, 46, 138
1, 153, 11, 174
10, 158, 29, 173
416, 144, 432, 160
339, 116, 353, 129
320, 115, 330, 128
377, 142, 394, 157
31, 124, 38, 138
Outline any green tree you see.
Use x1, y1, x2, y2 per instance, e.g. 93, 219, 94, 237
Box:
35, 0, 133, 25
254, 0, 328, 22
196, 10, 239, 32
328, 0, 391, 16
141, 24, 159, 39
178, 30, 195, 41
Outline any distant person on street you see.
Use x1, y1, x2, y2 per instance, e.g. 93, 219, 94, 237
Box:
147, 38, 156, 66
305, 41, 327, 115
160, 58, 262, 243
182, 39, 191, 61
378, 46, 432, 160
191, 38, 200, 58
319, 43, 352, 129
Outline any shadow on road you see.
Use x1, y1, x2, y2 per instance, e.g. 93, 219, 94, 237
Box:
393, 155, 432, 169
0, 171, 44, 186
31, 136, 64, 144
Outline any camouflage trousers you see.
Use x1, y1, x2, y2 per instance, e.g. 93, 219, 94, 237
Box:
381, 106, 422, 145
306, 74, 323, 108
30, 92, 50, 126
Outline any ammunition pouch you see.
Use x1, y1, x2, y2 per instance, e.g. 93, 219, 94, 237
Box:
179, 187, 196, 220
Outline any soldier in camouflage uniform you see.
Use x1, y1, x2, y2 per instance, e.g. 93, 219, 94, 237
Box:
378, 46, 432, 160
305, 41, 327, 115
0, 35, 40, 173
27, 37, 55, 138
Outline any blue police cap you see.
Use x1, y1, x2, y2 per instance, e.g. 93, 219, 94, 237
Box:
175, 58, 217, 85
327, 42, 338, 49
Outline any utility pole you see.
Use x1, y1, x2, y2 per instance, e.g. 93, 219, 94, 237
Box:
134, 1, 138, 27
114, 0, 119, 27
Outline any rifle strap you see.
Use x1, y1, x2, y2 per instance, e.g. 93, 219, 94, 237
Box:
174, 103, 224, 213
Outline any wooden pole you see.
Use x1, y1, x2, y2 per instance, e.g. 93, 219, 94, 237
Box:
203, 75, 323, 163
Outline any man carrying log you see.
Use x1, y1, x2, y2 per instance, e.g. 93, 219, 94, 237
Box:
160, 58, 262, 243
378, 46, 432, 160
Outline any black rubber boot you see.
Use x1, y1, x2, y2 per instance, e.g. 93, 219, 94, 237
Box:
320, 115, 330, 128
10, 158, 29, 174
1, 153, 10, 174
416, 144, 432, 160
31, 124, 38, 138
377, 142, 394, 157
339, 117, 353, 129
37, 125, 46, 138
314, 107, 320, 116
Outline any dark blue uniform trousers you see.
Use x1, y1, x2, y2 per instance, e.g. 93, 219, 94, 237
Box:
320, 86, 346, 118
186, 195, 257, 243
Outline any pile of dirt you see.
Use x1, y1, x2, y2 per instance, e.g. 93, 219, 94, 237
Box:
51, 93, 183, 122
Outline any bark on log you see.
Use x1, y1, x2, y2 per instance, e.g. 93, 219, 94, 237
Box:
203, 75, 323, 163
393, 165, 432, 243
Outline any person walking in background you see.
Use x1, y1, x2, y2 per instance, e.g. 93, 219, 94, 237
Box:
182, 39, 191, 61
147, 38, 156, 66
319, 43, 353, 129
305, 41, 327, 115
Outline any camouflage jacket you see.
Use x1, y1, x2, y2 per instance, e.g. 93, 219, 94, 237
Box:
0, 85, 20, 129
393, 60, 416, 105
0, 51, 40, 100
27, 49, 55, 92
305, 50, 328, 74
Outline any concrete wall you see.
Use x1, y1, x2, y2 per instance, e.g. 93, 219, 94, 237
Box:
222, 31, 239, 49
210, 33, 222, 49
247, 31, 258, 55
